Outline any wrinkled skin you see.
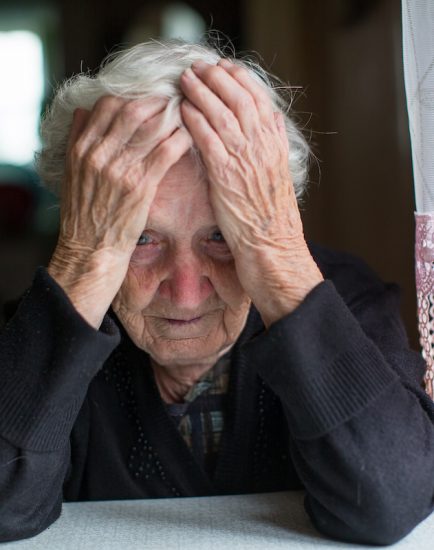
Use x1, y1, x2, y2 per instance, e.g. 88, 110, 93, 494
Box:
179, 60, 323, 327
48, 59, 323, 402
49, 96, 194, 329
112, 154, 252, 372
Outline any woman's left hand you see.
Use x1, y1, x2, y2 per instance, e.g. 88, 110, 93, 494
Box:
180, 59, 323, 326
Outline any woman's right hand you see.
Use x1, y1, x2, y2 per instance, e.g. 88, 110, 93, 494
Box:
48, 96, 192, 328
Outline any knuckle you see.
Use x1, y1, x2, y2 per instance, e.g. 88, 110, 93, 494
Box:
92, 96, 106, 111
146, 154, 165, 179
70, 140, 86, 162
203, 135, 219, 156
102, 159, 123, 183
120, 100, 144, 124
154, 138, 182, 168
94, 95, 121, 112
256, 83, 271, 101
236, 93, 254, 112
206, 65, 222, 84
181, 130, 194, 149
158, 140, 173, 159
197, 133, 222, 161
230, 139, 247, 156
231, 65, 246, 79
220, 110, 236, 131
86, 146, 105, 173
122, 173, 140, 194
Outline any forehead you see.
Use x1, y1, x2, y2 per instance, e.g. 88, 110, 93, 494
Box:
147, 153, 216, 231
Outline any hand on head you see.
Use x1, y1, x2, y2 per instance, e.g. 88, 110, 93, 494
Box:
179, 59, 323, 326
49, 95, 192, 328
48, 51, 322, 337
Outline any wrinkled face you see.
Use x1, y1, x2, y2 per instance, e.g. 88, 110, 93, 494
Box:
112, 154, 251, 368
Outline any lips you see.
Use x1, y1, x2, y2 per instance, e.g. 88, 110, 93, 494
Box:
143, 311, 219, 341
165, 316, 202, 326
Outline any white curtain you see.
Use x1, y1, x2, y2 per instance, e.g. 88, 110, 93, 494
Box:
402, 0, 434, 399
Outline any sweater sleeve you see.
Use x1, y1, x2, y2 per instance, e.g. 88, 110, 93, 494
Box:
0, 268, 120, 542
245, 278, 434, 545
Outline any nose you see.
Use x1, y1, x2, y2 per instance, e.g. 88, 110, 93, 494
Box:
158, 251, 214, 312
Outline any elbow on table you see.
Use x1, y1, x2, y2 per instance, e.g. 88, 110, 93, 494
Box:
0, 500, 62, 543
306, 493, 430, 546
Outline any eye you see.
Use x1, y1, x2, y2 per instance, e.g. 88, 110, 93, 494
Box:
137, 232, 155, 246
209, 230, 226, 244
205, 229, 232, 261
131, 230, 164, 264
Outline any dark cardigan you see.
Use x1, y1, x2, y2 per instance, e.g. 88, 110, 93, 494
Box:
0, 243, 433, 545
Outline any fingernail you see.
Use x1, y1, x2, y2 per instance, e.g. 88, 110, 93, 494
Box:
219, 58, 232, 68
183, 68, 196, 80
192, 60, 207, 72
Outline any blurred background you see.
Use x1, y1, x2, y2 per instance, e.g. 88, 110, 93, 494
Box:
0, 0, 418, 346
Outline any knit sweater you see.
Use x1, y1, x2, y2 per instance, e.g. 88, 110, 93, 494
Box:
0, 243, 433, 545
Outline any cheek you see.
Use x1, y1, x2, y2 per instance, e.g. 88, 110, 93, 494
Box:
209, 263, 251, 345
114, 263, 163, 312
208, 260, 249, 309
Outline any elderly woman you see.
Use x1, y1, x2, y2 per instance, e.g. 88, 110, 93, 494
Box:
0, 39, 433, 545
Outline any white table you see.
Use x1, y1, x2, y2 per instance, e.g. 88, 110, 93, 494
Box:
2, 491, 433, 549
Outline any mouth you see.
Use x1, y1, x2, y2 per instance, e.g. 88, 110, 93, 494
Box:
165, 316, 203, 326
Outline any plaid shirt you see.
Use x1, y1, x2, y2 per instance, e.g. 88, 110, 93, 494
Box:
165, 354, 231, 476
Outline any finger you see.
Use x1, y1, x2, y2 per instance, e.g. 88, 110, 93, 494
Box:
67, 108, 91, 152
274, 111, 289, 153
181, 99, 228, 167
74, 96, 167, 164
180, 67, 243, 148
187, 61, 262, 136
66, 99, 125, 213
103, 97, 168, 151
64, 109, 91, 203
74, 95, 125, 155
108, 110, 183, 176
113, 112, 180, 173
217, 58, 275, 123
127, 105, 179, 151
85, 97, 169, 172
144, 127, 194, 188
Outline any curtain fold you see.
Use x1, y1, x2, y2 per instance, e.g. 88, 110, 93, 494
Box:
402, 0, 434, 399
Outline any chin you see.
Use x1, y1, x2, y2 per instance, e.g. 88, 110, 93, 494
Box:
118, 309, 246, 368
141, 335, 230, 368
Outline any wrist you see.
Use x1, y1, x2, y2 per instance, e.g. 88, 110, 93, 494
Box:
48, 243, 130, 329
241, 245, 324, 327
255, 274, 324, 327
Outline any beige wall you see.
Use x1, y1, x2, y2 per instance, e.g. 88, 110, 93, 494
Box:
0, 0, 419, 347
243, 0, 418, 347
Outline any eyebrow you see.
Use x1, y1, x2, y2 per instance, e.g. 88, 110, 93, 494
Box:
143, 223, 220, 235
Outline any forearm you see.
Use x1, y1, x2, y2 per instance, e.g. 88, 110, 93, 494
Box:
0, 268, 120, 449
246, 280, 434, 544
0, 440, 68, 542
292, 382, 434, 545
0, 269, 120, 540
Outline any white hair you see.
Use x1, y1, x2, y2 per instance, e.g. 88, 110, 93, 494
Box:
36, 38, 311, 199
